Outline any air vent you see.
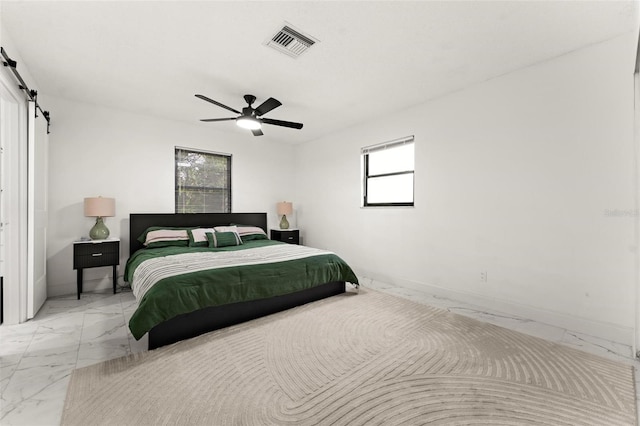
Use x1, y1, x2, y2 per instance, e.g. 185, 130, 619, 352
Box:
265, 24, 318, 58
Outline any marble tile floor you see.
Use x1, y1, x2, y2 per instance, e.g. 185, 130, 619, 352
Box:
1, 279, 638, 426
1, 288, 147, 426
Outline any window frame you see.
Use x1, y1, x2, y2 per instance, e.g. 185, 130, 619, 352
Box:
174, 146, 232, 214
362, 136, 415, 207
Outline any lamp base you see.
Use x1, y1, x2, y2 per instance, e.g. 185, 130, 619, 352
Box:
90, 217, 110, 240
279, 214, 290, 230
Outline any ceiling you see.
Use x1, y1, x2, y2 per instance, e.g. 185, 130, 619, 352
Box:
1, 1, 638, 144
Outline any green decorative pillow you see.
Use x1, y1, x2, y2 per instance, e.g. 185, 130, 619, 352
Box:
145, 240, 190, 249
241, 234, 268, 242
206, 231, 243, 248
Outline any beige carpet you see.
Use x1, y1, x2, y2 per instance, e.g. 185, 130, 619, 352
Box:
62, 288, 636, 425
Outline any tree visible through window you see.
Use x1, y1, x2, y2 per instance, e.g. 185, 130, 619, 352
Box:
362, 136, 414, 207
175, 147, 231, 213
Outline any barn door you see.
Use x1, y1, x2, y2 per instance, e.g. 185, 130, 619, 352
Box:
27, 101, 47, 318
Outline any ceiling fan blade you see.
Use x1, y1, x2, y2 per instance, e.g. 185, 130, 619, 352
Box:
254, 97, 282, 116
261, 118, 303, 129
251, 128, 264, 136
200, 117, 236, 122
195, 94, 241, 114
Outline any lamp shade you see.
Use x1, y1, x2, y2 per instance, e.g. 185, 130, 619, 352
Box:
277, 202, 293, 216
84, 197, 115, 217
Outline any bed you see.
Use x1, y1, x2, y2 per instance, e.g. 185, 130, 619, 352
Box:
125, 213, 359, 349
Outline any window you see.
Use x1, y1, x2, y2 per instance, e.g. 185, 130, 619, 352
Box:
175, 147, 231, 213
362, 136, 414, 207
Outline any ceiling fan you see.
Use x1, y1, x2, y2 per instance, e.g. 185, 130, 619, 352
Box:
195, 94, 303, 136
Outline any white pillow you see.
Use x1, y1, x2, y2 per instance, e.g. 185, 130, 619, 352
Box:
214, 225, 239, 234
189, 228, 216, 244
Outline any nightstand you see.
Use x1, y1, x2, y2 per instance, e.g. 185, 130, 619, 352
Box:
270, 229, 300, 245
73, 238, 120, 299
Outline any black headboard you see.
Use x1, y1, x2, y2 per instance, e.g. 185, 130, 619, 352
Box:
129, 213, 268, 256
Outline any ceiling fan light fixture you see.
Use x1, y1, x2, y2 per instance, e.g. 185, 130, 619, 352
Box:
236, 116, 261, 130
196, 93, 302, 136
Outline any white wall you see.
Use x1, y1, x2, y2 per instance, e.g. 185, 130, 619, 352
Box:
46, 98, 295, 296
295, 33, 638, 346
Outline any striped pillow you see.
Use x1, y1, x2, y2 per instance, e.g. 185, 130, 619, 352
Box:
206, 231, 243, 248
234, 225, 268, 241
143, 229, 189, 248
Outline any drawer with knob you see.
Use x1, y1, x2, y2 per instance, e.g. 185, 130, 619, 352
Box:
270, 229, 300, 245
73, 240, 120, 269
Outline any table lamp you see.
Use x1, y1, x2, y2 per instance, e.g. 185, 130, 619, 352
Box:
84, 196, 115, 240
277, 201, 293, 229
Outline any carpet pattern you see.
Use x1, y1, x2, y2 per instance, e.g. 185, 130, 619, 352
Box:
62, 289, 636, 425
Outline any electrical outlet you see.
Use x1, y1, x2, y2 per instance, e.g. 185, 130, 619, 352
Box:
480, 271, 487, 282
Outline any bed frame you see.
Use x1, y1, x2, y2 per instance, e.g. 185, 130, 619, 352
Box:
129, 213, 345, 350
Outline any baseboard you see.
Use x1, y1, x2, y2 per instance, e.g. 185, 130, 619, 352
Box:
355, 267, 634, 348
47, 275, 124, 298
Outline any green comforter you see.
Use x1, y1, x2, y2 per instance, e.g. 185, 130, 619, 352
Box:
125, 240, 359, 339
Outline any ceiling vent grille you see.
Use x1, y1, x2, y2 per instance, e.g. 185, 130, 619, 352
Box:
266, 25, 317, 58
